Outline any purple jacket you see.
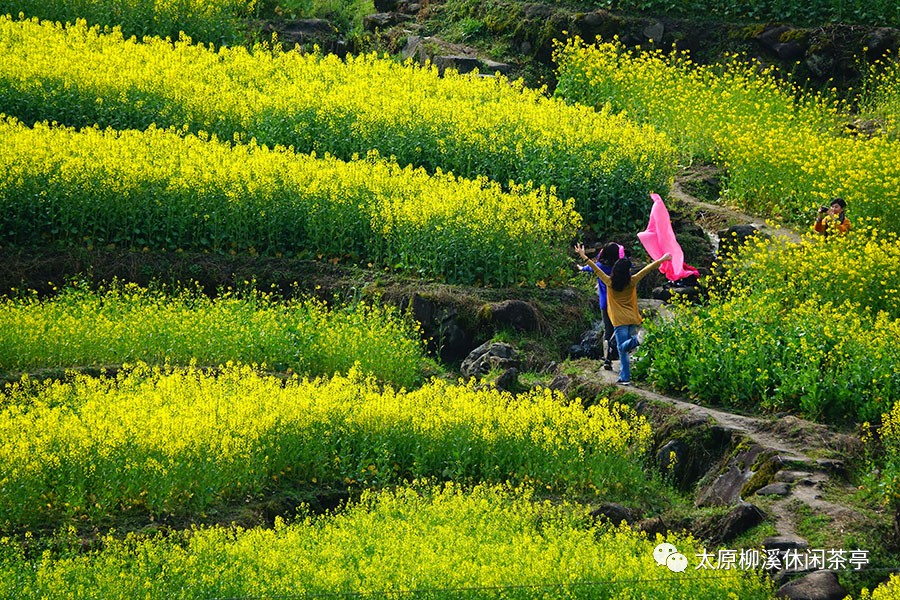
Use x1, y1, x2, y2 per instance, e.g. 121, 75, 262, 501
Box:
580, 262, 613, 310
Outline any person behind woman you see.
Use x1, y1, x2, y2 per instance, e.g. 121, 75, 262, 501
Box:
576, 243, 671, 385
578, 242, 623, 370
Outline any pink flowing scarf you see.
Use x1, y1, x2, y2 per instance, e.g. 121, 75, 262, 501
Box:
638, 193, 701, 281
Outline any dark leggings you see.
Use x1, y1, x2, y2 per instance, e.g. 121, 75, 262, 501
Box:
601, 307, 618, 360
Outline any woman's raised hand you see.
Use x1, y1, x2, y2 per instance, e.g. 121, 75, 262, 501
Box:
574, 243, 587, 259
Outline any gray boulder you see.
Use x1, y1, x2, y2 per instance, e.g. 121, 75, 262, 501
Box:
696, 444, 768, 507
407, 293, 473, 364
480, 299, 543, 333
716, 224, 762, 264
492, 367, 519, 392
433, 55, 481, 75
363, 12, 413, 31
776, 570, 847, 600
461, 341, 519, 378
756, 482, 791, 497
569, 325, 604, 360
590, 502, 638, 526
693, 502, 766, 545
548, 373, 572, 393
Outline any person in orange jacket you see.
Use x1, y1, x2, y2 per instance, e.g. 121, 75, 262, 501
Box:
814, 197, 851, 237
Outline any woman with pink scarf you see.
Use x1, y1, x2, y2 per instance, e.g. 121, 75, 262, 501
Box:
575, 243, 671, 385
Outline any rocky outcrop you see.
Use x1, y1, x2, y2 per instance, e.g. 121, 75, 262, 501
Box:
628, 388, 865, 571
258, 18, 344, 54
568, 325, 605, 360
402, 35, 512, 75
491, 366, 519, 392
460, 341, 519, 378
693, 502, 767, 545
477, 299, 544, 333
716, 224, 765, 264
776, 570, 848, 600
364, 12, 414, 31
652, 417, 733, 493
406, 292, 475, 364
590, 502, 639, 526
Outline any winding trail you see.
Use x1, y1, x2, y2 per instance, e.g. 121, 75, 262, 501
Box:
599, 170, 869, 555
595, 362, 864, 542
670, 167, 803, 246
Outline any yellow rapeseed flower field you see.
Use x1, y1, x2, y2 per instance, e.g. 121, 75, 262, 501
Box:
858, 574, 900, 600
860, 49, 900, 136
0, 15, 676, 231
0, 365, 652, 530
642, 230, 900, 423
555, 37, 900, 232
0, 0, 253, 43
0, 483, 774, 599
0, 116, 580, 285
0, 282, 427, 386
876, 400, 900, 510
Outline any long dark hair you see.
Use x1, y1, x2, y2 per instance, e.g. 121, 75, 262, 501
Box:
610, 258, 632, 292
597, 242, 621, 267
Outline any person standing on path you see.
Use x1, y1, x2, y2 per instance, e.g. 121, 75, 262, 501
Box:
578, 242, 623, 370
575, 243, 671, 385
